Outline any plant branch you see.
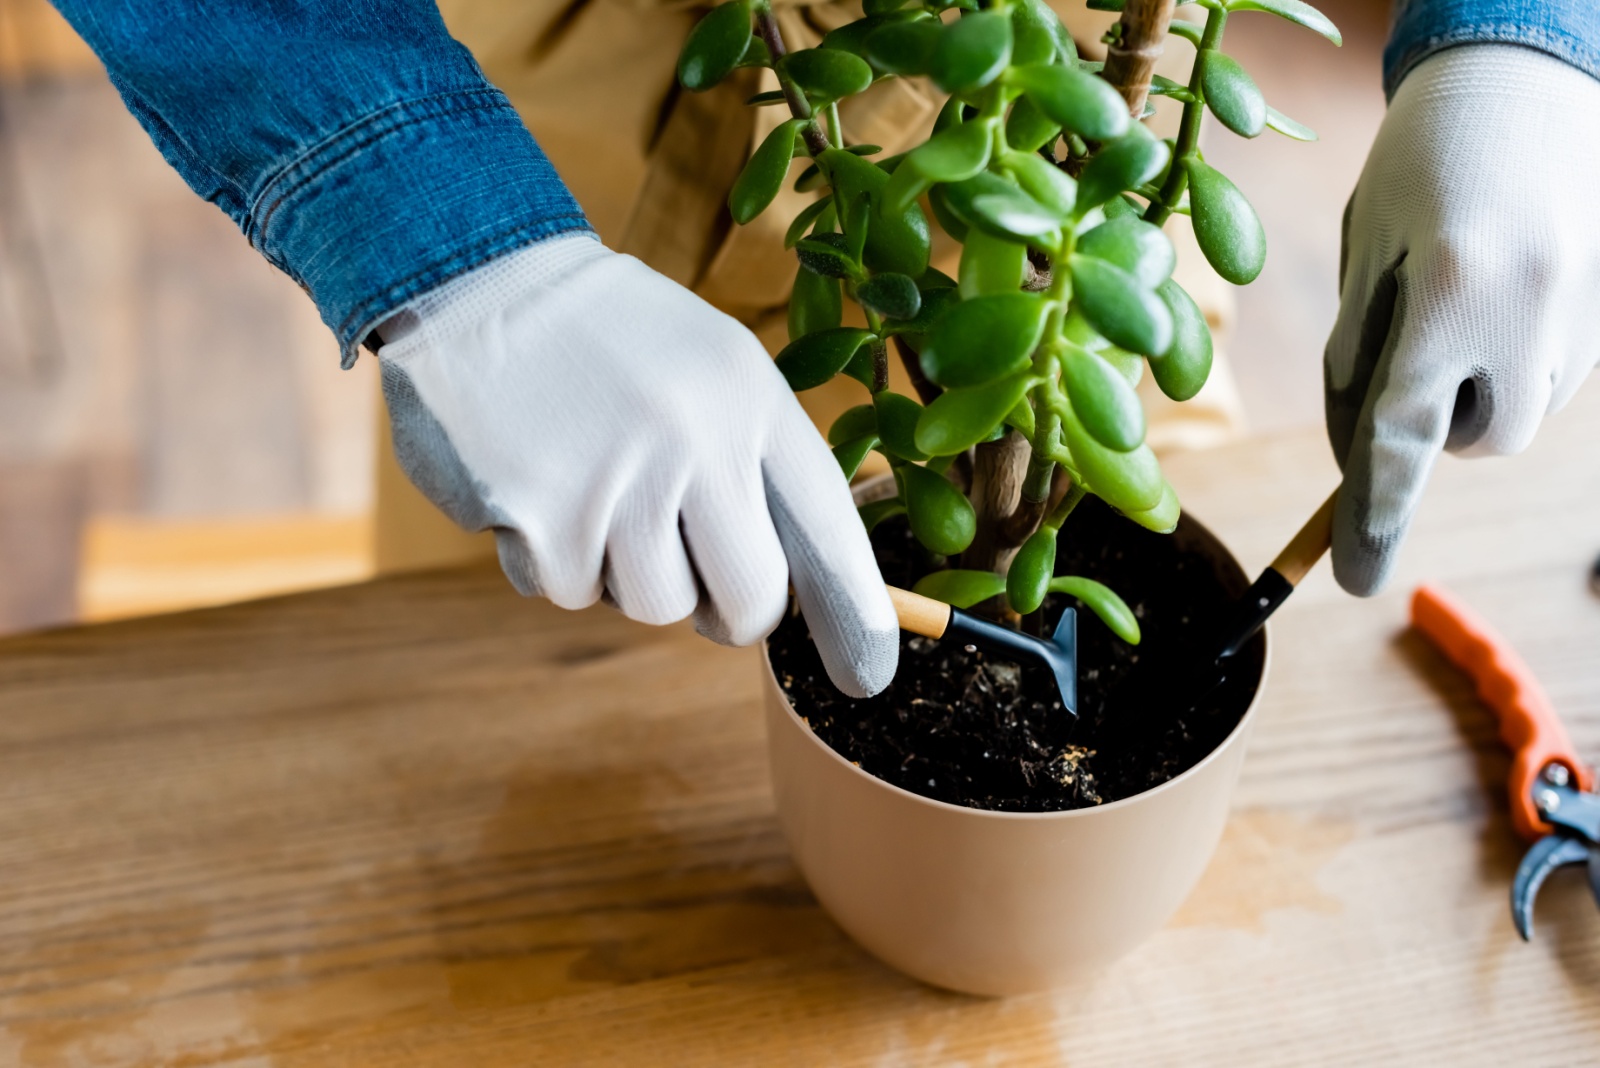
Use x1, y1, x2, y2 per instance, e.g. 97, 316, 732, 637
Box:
755, 8, 831, 157
891, 336, 940, 406
1100, 0, 1176, 120
1144, 4, 1225, 226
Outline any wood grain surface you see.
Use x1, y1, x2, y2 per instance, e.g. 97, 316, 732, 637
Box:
2, 384, 1599, 1066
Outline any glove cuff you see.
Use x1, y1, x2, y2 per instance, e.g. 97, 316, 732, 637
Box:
375, 233, 608, 353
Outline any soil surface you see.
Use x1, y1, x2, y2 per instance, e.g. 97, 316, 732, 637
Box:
769, 497, 1265, 811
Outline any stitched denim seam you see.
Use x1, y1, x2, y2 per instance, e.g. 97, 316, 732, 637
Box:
246, 89, 517, 254
1387, 22, 1600, 96
336, 216, 593, 367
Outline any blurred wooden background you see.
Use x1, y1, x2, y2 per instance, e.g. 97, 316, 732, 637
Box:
0, 0, 1392, 633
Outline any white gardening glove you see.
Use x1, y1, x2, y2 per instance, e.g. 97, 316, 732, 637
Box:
1325, 44, 1600, 595
375, 234, 898, 697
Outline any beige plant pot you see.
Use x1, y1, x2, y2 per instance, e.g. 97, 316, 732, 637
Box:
762, 488, 1267, 996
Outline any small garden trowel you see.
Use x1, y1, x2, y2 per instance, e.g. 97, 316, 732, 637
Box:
887, 586, 1078, 717
1106, 487, 1338, 736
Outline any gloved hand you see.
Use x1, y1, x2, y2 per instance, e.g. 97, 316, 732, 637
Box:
375, 233, 898, 697
1324, 44, 1600, 595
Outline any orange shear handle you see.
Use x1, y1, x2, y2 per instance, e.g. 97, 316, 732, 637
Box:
1410, 584, 1594, 841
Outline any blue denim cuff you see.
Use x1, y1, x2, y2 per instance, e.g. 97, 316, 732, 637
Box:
1385, 1, 1600, 98
248, 88, 592, 368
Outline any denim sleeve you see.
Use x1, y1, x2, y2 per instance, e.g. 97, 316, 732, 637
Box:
49, 1, 592, 366
1385, 0, 1600, 98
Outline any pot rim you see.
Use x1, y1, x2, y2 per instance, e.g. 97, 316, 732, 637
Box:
764, 483, 1271, 822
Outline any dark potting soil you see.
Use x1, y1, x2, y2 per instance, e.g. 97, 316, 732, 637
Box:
768, 496, 1265, 811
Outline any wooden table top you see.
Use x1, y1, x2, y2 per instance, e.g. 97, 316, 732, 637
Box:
5, 388, 1600, 1066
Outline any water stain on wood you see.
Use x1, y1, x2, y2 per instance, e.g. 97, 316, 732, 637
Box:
1170, 808, 1353, 933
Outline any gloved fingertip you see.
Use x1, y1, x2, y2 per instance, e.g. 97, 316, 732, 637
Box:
1329, 513, 1397, 598
818, 625, 899, 699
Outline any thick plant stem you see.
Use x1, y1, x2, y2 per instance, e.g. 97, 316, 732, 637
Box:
1100, 0, 1176, 120
963, 429, 1034, 624
755, 9, 830, 156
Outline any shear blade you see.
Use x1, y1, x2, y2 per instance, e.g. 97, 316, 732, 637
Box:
1511, 835, 1593, 940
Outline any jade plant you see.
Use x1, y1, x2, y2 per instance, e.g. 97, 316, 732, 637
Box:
678, 0, 1339, 642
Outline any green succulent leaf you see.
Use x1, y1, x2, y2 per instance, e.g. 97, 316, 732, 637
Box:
914, 371, 1032, 455
1009, 63, 1130, 142
1101, 193, 1143, 221
856, 272, 922, 320
883, 119, 993, 214
842, 336, 882, 387
920, 292, 1048, 387
677, 0, 753, 91
1075, 125, 1170, 212
930, 10, 1012, 94
1047, 576, 1140, 644
820, 15, 890, 57
774, 327, 875, 391
792, 161, 825, 193
1151, 279, 1213, 401
842, 193, 872, 263
957, 226, 1028, 298
1010, 0, 1075, 66
1004, 94, 1062, 153
1061, 346, 1145, 452
1148, 73, 1195, 104
1004, 151, 1078, 220
883, 284, 959, 339
1199, 50, 1267, 137
941, 172, 1062, 245
864, 0, 914, 15
1186, 158, 1266, 284
779, 48, 874, 103
736, 35, 772, 69
911, 568, 1006, 609
732, 119, 806, 223
1101, 343, 1144, 387
1076, 216, 1176, 288
873, 390, 929, 461
796, 233, 863, 279
908, 119, 996, 183
971, 187, 1063, 243
828, 403, 878, 446
1121, 481, 1180, 534
833, 433, 879, 479
900, 462, 977, 555
860, 496, 908, 532
746, 89, 788, 106
1226, 0, 1342, 46
1006, 527, 1057, 615
927, 184, 968, 241
1068, 255, 1174, 357
822, 148, 933, 278
789, 266, 843, 340
1265, 105, 1317, 141
1167, 19, 1203, 47
784, 198, 834, 249
864, 18, 942, 75
1059, 400, 1164, 513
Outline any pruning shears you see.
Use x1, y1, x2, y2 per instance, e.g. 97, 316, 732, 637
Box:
1410, 584, 1600, 940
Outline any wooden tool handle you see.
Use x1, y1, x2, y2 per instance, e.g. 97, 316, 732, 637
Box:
887, 586, 952, 639
1269, 489, 1337, 586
